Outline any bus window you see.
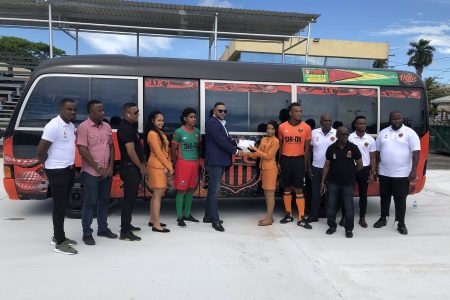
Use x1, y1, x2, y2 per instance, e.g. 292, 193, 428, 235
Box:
204, 82, 291, 132
19, 76, 89, 128
91, 78, 138, 129
380, 87, 425, 135
144, 78, 199, 133
297, 86, 378, 133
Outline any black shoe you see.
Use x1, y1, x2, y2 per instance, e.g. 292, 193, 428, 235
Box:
279, 214, 294, 224
346, 231, 353, 238
358, 217, 368, 228
184, 215, 200, 223
130, 225, 141, 232
82, 235, 96, 245
326, 227, 336, 235
177, 217, 186, 228
152, 227, 170, 233
305, 216, 318, 223
212, 222, 225, 232
338, 217, 346, 227
297, 218, 312, 229
373, 217, 387, 228
203, 217, 223, 224
97, 228, 118, 239
148, 222, 167, 227
397, 222, 408, 235
119, 231, 141, 241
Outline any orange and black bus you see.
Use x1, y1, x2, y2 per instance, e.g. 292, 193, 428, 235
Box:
2, 55, 429, 216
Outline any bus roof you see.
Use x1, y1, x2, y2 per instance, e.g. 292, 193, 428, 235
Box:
31, 55, 425, 88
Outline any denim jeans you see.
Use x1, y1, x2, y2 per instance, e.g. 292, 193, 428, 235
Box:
327, 183, 355, 231
45, 166, 75, 244
204, 165, 225, 223
81, 171, 112, 236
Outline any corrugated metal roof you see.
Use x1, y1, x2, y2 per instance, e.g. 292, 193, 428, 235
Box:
0, 0, 320, 39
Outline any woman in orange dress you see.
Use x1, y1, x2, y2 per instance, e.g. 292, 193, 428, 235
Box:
146, 111, 173, 233
247, 120, 279, 226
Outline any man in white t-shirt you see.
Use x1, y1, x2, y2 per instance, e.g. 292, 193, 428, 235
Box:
374, 111, 420, 235
349, 116, 376, 228
37, 98, 78, 255
306, 113, 336, 223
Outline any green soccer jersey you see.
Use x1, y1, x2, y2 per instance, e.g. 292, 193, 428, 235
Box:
172, 126, 200, 160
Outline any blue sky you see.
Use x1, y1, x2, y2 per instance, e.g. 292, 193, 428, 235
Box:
1, 0, 450, 83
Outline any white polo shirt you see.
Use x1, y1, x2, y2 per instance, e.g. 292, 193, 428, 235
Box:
349, 132, 376, 167
311, 127, 337, 168
376, 124, 421, 177
41, 115, 76, 169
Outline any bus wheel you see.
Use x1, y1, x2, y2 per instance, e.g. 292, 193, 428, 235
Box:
66, 183, 84, 219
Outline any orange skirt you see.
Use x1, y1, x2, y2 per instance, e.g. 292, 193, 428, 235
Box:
147, 167, 167, 189
261, 168, 277, 190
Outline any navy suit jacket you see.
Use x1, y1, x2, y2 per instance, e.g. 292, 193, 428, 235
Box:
205, 116, 237, 167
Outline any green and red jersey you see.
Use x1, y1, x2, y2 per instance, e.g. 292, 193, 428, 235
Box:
172, 126, 200, 160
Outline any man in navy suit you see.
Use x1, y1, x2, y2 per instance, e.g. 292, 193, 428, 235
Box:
204, 102, 244, 232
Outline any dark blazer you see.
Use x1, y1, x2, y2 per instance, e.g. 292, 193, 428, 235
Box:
205, 116, 237, 167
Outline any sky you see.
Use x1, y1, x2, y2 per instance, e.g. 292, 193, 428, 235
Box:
1, 0, 450, 83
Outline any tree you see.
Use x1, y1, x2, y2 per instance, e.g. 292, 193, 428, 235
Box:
373, 59, 388, 68
407, 39, 435, 78
424, 77, 450, 115
0, 36, 65, 66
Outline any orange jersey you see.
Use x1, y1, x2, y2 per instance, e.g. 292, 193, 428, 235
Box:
278, 121, 312, 157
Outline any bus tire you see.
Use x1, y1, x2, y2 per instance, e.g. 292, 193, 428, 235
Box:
65, 183, 84, 219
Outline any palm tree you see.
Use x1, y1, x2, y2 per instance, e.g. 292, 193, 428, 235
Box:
373, 59, 388, 68
407, 39, 435, 78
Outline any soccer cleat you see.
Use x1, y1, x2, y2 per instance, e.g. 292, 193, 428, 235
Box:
373, 217, 387, 228
297, 218, 312, 229
184, 215, 200, 223
177, 217, 187, 228
54, 241, 78, 255
50, 237, 77, 246
119, 231, 141, 241
279, 214, 294, 224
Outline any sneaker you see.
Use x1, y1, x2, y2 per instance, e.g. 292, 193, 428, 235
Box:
184, 215, 200, 223
97, 228, 118, 239
345, 231, 353, 238
279, 214, 294, 224
177, 217, 186, 228
373, 217, 387, 228
338, 217, 346, 227
130, 225, 141, 232
119, 231, 141, 241
326, 227, 336, 235
397, 222, 408, 235
358, 217, 368, 228
54, 241, 78, 255
82, 235, 96, 246
297, 218, 312, 229
50, 237, 77, 246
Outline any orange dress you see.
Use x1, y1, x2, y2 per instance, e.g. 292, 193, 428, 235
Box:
147, 130, 173, 189
248, 136, 279, 190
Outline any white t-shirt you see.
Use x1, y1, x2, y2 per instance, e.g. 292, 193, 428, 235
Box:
41, 115, 76, 169
311, 128, 337, 168
349, 132, 376, 167
376, 125, 421, 177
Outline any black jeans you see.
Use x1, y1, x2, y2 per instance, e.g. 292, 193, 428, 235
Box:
310, 166, 327, 218
45, 166, 75, 244
120, 163, 141, 233
379, 175, 410, 223
356, 167, 370, 217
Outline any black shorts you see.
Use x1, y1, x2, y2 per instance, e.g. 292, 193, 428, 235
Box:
280, 155, 305, 189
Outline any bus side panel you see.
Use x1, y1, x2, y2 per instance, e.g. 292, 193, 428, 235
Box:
2, 137, 19, 200
410, 131, 429, 194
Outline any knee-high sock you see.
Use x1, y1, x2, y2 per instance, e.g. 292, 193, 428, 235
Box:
184, 192, 193, 217
283, 192, 292, 216
296, 193, 305, 220
176, 193, 184, 218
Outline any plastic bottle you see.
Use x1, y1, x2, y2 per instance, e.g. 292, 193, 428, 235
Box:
413, 200, 418, 208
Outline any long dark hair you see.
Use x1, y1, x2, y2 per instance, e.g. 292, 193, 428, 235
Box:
145, 111, 166, 152
267, 120, 279, 138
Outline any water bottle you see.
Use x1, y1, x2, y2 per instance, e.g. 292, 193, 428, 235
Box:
413, 200, 417, 208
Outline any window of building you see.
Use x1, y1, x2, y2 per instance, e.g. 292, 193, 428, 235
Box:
297, 86, 378, 133
143, 78, 199, 133
205, 82, 292, 132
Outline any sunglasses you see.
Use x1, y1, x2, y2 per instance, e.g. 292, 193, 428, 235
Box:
218, 109, 228, 114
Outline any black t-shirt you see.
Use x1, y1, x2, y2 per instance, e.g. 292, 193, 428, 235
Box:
325, 142, 362, 186
117, 119, 145, 165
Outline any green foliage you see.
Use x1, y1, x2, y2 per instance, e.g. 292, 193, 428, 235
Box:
407, 39, 435, 78
424, 77, 450, 115
372, 59, 388, 68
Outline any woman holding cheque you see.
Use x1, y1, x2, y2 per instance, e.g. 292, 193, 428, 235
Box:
246, 120, 280, 226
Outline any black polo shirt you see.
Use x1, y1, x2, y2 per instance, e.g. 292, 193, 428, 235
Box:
117, 119, 145, 165
325, 142, 362, 186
